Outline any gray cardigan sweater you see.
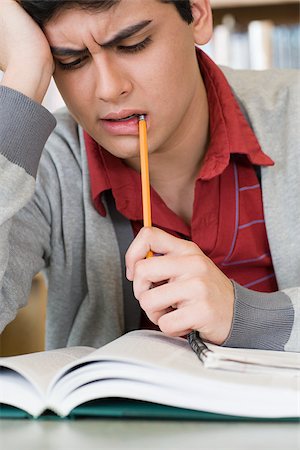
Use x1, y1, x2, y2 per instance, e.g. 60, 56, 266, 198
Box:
0, 67, 299, 352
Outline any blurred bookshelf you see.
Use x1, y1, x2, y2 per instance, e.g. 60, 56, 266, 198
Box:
205, 0, 300, 69
211, 0, 299, 23
211, 0, 298, 7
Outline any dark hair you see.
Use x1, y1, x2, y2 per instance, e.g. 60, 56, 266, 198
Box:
20, 0, 193, 28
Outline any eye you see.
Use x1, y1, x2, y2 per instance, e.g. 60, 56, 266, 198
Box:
57, 55, 89, 71
118, 37, 152, 54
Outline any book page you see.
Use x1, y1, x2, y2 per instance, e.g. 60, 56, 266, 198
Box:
49, 330, 212, 388
0, 346, 94, 397
0, 369, 44, 417
204, 344, 300, 374
49, 330, 300, 389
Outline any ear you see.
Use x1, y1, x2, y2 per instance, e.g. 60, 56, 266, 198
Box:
191, 0, 213, 45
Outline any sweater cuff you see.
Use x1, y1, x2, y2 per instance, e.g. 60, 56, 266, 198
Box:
0, 86, 56, 177
222, 281, 294, 350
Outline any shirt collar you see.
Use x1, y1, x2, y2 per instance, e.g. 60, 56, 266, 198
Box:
84, 132, 142, 217
196, 50, 273, 180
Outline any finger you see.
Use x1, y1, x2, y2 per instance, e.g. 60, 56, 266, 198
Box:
132, 254, 208, 298
136, 275, 195, 309
137, 278, 207, 330
145, 306, 174, 327
126, 227, 200, 279
132, 256, 177, 298
158, 307, 194, 337
137, 280, 183, 322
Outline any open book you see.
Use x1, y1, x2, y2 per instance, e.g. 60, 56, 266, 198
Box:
0, 330, 299, 420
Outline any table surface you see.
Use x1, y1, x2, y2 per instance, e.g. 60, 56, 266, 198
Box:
1, 419, 299, 450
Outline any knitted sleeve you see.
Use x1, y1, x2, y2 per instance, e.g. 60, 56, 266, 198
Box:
0, 86, 56, 331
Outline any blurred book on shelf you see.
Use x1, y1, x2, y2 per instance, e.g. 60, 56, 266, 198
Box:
202, 15, 300, 70
248, 20, 273, 70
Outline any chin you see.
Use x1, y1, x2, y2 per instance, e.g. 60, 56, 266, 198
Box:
97, 137, 140, 159
114, 148, 140, 160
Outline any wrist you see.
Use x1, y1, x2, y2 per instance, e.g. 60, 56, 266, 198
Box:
198, 278, 235, 346
1, 61, 53, 104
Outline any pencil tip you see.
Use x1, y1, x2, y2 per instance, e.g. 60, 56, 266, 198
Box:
139, 114, 145, 121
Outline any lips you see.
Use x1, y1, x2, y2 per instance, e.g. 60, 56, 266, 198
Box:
102, 110, 147, 122
100, 110, 148, 136
106, 113, 140, 122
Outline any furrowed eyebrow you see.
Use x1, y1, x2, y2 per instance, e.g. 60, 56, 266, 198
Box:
51, 47, 89, 58
50, 19, 152, 57
101, 19, 152, 47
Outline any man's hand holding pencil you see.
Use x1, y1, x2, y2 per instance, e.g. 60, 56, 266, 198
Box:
126, 115, 235, 348
126, 226, 234, 346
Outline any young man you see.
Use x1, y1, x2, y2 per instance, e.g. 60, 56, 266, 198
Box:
0, 0, 299, 351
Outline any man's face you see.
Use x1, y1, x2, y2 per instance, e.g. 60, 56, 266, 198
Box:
44, 0, 205, 165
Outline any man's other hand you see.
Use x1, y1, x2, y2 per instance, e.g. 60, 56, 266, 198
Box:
0, 0, 54, 103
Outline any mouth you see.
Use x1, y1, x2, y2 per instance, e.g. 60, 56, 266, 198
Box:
106, 113, 142, 122
102, 111, 147, 122
100, 111, 148, 136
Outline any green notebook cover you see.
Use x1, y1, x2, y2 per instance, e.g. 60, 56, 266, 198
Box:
1, 399, 298, 422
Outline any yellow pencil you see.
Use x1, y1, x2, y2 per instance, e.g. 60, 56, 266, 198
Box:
138, 115, 153, 258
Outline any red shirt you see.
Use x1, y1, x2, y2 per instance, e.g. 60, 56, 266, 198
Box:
84, 49, 278, 293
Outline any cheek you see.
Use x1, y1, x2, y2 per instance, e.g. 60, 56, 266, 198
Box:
142, 59, 193, 130
139, 41, 196, 111
54, 73, 95, 117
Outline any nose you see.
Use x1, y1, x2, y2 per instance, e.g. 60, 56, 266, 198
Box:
94, 55, 132, 103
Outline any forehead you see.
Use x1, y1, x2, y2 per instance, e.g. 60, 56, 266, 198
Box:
46, 0, 163, 28
44, 0, 172, 45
